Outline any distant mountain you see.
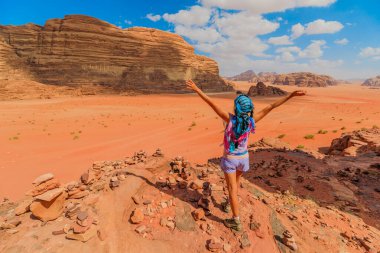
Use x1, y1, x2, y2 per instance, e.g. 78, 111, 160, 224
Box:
227, 70, 257, 81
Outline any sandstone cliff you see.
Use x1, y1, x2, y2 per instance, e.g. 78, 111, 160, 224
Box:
0, 15, 232, 93
251, 72, 278, 83
362, 76, 380, 87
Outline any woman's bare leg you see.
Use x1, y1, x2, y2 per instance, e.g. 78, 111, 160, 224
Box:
225, 172, 239, 217
236, 170, 244, 194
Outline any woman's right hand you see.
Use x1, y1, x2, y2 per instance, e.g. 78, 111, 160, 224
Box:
186, 79, 200, 92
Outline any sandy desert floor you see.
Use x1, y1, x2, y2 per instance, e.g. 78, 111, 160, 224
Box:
1, 83, 379, 200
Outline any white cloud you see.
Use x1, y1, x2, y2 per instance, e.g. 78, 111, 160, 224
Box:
268, 35, 293, 45
146, 13, 161, 22
276, 46, 301, 53
291, 23, 305, 39
276, 51, 296, 62
215, 11, 279, 38
298, 40, 326, 58
334, 38, 349, 45
200, 0, 336, 14
310, 58, 343, 68
162, 6, 211, 27
359, 47, 380, 60
174, 25, 221, 43
292, 19, 343, 39
124, 19, 132, 25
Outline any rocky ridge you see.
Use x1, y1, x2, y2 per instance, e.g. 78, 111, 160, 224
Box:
0, 15, 232, 93
228, 70, 337, 87
362, 76, 380, 87
1, 145, 380, 253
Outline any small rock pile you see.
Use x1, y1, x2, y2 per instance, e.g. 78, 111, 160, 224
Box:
1, 149, 160, 243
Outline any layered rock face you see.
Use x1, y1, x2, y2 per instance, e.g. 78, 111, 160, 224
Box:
227, 70, 256, 81
0, 15, 232, 93
362, 76, 380, 87
273, 72, 337, 87
328, 128, 380, 156
247, 82, 287, 97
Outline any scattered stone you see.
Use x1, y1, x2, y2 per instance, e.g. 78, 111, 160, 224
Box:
223, 243, 232, 252
304, 184, 315, 191
66, 226, 97, 242
207, 239, 223, 252
77, 211, 88, 221
28, 179, 61, 197
135, 225, 146, 234
32, 173, 54, 186
68, 190, 89, 199
175, 205, 196, 231
192, 209, 205, 221
282, 230, 298, 251
240, 232, 251, 248
130, 208, 144, 224
132, 195, 141, 205
34, 188, 64, 202
15, 199, 33, 216
52, 229, 65, 235
166, 221, 175, 230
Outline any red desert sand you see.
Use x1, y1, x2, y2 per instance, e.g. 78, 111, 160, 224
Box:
1, 83, 380, 200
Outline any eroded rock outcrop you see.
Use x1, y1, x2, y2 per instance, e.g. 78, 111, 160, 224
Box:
0, 15, 232, 93
247, 82, 287, 97
328, 127, 380, 156
251, 72, 278, 83
362, 76, 380, 87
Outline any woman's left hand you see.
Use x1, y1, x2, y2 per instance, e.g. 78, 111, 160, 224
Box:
290, 90, 307, 97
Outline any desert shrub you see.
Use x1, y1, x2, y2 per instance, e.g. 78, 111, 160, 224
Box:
332, 130, 338, 133
373, 125, 379, 129
304, 134, 314, 139
296, 145, 305, 149
341, 126, 346, 130
317, 129, 328, 134
277, 134, 286, 139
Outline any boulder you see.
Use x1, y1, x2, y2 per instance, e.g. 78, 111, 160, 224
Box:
247, 82, 287, 96
30, 192, 67, 222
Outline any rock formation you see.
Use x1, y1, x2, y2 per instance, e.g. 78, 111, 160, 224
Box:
328, 127, 380, 156
251, 72, 278, 83
227, 70, 256, 81
0, 15, 232, 93
273, 72, 337, 87
362, 76, 380, 87
247, 82, 287, 97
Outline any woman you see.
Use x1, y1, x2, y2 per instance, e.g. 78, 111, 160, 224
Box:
186, 79, 306, 231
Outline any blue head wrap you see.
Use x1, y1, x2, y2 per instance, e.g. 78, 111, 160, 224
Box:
233, 94, 254, 139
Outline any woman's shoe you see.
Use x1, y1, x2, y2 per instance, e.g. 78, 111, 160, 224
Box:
223, 218, 242, 231
222, 200, 231, 213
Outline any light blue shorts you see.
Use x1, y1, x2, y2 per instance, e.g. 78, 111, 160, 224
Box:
220, 156, 250, 174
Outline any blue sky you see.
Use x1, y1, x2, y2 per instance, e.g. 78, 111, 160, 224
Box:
1, 0, 380, 79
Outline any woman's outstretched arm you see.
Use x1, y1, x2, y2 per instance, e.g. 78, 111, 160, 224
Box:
186, 80, 229, 123
254, 90, 306, 123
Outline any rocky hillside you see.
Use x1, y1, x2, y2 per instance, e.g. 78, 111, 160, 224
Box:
1, 144, 379, 253
247, 82, 287, 97
273, 72, 337, 87
0, 15, 232, 93
227, 70, 257, 81
362, 76, 380, 87
228, 70, 337, 87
